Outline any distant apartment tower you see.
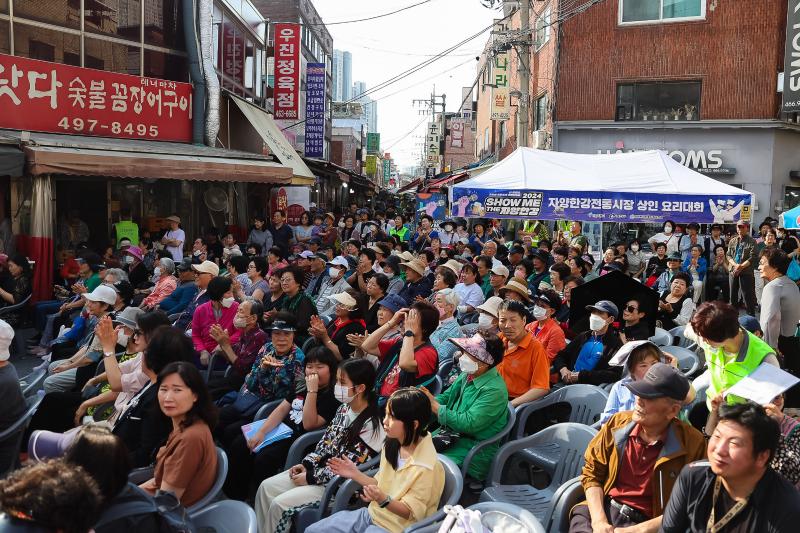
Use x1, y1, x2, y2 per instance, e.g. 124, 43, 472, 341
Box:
332, 50, 352, 101
352, 81, 378, 133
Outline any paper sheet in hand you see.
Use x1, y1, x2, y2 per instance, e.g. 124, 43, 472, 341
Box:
723, 363, 800, 405
240, 421, 293, 453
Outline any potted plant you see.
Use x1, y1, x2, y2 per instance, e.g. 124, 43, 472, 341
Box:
671, 107, 682, 120
683, 104, 697, 120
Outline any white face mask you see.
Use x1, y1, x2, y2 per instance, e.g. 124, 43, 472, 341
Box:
123, 255, 134, 264
153, 267, 161, 277
533, 305, 547, 320
630, 245, 640, 252
117, 331, 130, 347
778, 232, 785, 239
664, 225, 673, 234
193, 250, 203, 257
458, 354, 480, 374
334, 384, 355, 404
233, 316, 249, 329
444, 225, 453, 232
328, 267, 341, 278
338, 221, 346, 229
478, 313, 494, 327
221, 297, 235, 308
589, 314, 608, 332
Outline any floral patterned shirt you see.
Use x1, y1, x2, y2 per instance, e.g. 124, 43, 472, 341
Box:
243, 343, 305, 401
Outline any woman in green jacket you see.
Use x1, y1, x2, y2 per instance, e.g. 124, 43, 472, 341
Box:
421, 332, 509, 479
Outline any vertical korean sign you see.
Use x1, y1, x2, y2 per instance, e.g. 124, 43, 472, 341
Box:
783, 0, 800, 112
450, 119, 465, 148
366, 132, 380, 154
273, 23, 301, 120
304, 62, 326, 158
490, 51, 510, 120
382, 158, 391, 184
0, 53, 192, 142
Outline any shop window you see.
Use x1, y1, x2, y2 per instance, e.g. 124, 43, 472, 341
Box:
498, 121, 506, 148
620, 0, 704, 24
84, 0, 142, 43
0, 21, 10, 55
786, 186, 800, 210
144, 49, 188, 81
85, 37, 141, 75
534, 93, 548, 130
534, 6, 551, 51
615, 81, 701, 121
13, 0, 81, 29
244, 39, 255, 90
221, 15, 244, 87
145, 0, 185, 50
13, 23, 80, 65
212, 4, 222, 70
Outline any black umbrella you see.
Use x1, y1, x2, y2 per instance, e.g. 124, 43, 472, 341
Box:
569, 270, 659, 336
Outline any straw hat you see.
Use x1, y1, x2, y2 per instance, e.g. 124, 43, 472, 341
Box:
500, 278, 532, 302
401, 258, 426, 277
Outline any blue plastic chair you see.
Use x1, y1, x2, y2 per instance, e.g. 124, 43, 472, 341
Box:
1, 392, 44, 476
19, 368, 46, 397
514, 384, 608, 439
252, 398, 285, 422
662, 345, 702, 378
189, 499, 257, 533
461, 402, 516, 478
479, 423, 597, 531
549, 477, 583, 533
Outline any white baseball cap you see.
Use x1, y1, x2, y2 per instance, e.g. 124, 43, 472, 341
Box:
192, 260, 220, 276
0, 320, 13, 361
327, 256, 350, 269
84, 285, 118, 306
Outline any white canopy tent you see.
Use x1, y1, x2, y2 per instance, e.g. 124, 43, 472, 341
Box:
450, 148, 753, 224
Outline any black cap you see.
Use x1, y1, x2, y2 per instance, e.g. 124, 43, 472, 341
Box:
510, 246, 525, 256
667, 252, 682, 262
625, 363, 690, 401
314, 252, 328, 262
381, 255, 401, 271
309, 237, 322, 245
176, 258, 193, 272
268, 319, 297, 332
531, 249, 549, 263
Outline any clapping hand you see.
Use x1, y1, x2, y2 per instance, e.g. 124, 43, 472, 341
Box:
308, 315, 328, 340
209, 324, 230, 346
95, 316, 118, 354
346, 333, 366, 348
328, 455, 360, 479
260, 354, 284, 368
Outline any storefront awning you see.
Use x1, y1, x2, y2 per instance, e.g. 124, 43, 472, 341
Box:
426, 171, 468, 190
397, 178, 421, 193
24, 144, 293, 183
0, 144, 24, 176
228, 95, 315, 186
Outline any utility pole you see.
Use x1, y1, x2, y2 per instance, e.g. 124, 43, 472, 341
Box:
413, 88, 447, 180
516, 0, 531, 148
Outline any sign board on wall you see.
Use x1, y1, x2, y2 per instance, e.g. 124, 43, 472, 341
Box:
451, 119, 465, 148
304, 63, 326, 158
382, 158, 391, 183
365, 154, 377, 174
273, 23, 301, 120
332, 102, 364, 119
415, 192, 448, 230
0, 53, 193, 142
270, 186, 310, 226
366, 133, 380, 154
783, 0, 800, 112
490, 52, 510, 121
596, 148, 736, 176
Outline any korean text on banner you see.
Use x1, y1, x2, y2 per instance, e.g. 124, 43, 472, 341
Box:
0, 52, 192, 142
273, 23, 301, 120
783, 0, 800, 112
365, 154, 378, 175
366, 133, 381, 155
304, 63, 326, 158
450, 187, 752, 224
490, 52, 510, 121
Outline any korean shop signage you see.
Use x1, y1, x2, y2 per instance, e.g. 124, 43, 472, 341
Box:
0, 53, 192, 142
273, 23, 301, 120
783, 0, 800, 112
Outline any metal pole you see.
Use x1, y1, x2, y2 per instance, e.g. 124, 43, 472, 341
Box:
517, 0, 530, 148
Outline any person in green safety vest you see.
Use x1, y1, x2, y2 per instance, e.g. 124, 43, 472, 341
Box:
685, 301, 780, 411
114, 209, 139, 249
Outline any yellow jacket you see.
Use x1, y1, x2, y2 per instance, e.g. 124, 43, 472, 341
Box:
369, 433, 445, 532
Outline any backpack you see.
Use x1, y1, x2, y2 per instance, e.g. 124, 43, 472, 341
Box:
94, 484, 196, 533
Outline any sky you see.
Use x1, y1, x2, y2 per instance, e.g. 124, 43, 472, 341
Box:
311, 0, 497, 171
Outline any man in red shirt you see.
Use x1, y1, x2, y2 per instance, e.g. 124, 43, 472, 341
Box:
570, 363, 705, 533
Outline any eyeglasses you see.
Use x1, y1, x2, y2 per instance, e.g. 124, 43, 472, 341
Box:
625, 305, 639, 313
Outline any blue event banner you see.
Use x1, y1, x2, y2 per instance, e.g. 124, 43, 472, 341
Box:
449, 187, 752, 224
304, 63, 326, 159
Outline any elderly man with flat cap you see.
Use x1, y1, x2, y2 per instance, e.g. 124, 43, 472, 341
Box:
570, 363, 706, 533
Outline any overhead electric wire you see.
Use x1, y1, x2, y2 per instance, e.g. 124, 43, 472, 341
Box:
305, 0, 434, 26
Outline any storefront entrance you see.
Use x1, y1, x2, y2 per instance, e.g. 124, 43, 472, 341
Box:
55, 179, 108, 252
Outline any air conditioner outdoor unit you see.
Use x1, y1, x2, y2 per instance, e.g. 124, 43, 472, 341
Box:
532, 130, 550, 150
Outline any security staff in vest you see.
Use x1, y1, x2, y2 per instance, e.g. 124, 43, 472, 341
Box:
684, 301, 780, 417
114, 209, 139, 250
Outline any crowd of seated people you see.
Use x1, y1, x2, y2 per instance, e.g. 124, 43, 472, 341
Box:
3, 212, 800, 533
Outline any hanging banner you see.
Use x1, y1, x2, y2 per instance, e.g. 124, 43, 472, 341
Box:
365, 154, 377, 174
0, 52, 192, 142
304, 62, 326, 158
490, 52, 510, 121
450, 187, 752, 224
273, 23, 301, 120
382, 158, 391, 183
415, 192, 448, 229
271, 186, 310, 226
783, 0, 800, 112
366, 132, 380, 154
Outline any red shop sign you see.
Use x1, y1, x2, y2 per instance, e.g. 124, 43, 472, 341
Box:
0, 53, 193, 142
273, 23, 300, 120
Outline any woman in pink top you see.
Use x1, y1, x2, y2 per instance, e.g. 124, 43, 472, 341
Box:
140, 257, 178, 310
266, 246, 289, 278
191, 277, 240, 367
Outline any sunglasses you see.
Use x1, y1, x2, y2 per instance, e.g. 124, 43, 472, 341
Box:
625, 305, 639, 313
